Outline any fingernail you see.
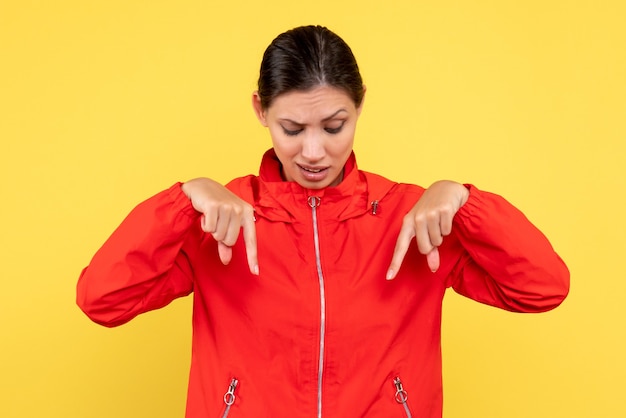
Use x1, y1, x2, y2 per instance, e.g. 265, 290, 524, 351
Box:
386, 269, 394, 280
252, 265, 259, 276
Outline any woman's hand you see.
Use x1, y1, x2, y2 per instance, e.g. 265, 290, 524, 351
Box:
387, 180, 469, 279
181, 178, 258, 275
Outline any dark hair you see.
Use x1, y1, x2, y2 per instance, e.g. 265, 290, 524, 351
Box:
257, 25, 364, 109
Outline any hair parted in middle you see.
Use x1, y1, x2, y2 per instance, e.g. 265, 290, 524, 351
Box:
257, 25, 365, 110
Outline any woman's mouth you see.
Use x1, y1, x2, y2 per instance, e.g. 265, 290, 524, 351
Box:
301, 166, 324, 173
298, 164, 329, 181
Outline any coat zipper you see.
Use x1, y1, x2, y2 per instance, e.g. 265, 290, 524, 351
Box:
308, 195, 326, 418
220, 377, 238, 418
393, 376, 413, 418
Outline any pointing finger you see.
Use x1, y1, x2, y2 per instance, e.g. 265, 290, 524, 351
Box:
386, 222, 415, 280
242, 212, 259, 276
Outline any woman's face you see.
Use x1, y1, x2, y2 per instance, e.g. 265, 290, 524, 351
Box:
253, 85, 364, 189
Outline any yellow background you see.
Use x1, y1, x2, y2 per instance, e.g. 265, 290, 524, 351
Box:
1, 1, 624, 417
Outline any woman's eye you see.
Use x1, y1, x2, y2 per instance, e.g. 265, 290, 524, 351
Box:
324, 122, 345, 134
281, 126, 303, 136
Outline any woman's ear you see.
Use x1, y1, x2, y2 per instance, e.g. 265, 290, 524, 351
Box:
357, 85, 367, 117
252, 92, 268, 126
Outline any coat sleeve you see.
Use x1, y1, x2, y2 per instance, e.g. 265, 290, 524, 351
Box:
76, 183, 200, 327
445, 185, 570, 313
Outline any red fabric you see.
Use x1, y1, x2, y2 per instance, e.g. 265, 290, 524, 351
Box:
77, 149, 569, 417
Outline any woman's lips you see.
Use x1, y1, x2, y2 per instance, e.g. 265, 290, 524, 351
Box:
298, 164, 330, 181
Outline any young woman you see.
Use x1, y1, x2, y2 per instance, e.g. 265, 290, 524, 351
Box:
77, 25, 569, 418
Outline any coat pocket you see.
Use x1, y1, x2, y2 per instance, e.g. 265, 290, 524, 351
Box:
393, 376, 413, 418
219, 377, 239, 418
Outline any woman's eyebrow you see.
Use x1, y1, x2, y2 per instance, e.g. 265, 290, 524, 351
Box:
322, 109, 348, 122
279, 109, 348, 125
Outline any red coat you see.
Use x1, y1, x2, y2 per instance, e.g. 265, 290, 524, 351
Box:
77, 149, 569, 417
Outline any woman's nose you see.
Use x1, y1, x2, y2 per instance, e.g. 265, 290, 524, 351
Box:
300, 130, 325, 161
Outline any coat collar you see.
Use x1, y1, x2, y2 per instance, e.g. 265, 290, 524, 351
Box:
252, 149, 371, 222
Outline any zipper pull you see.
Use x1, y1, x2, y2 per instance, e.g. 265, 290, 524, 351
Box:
308, 196, 321, 208
393, 376, 409, 404
223, 378, 239, 406
371, 200, 379, 215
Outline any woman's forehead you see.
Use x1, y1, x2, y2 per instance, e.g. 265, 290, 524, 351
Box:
268, 86, 356, 120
